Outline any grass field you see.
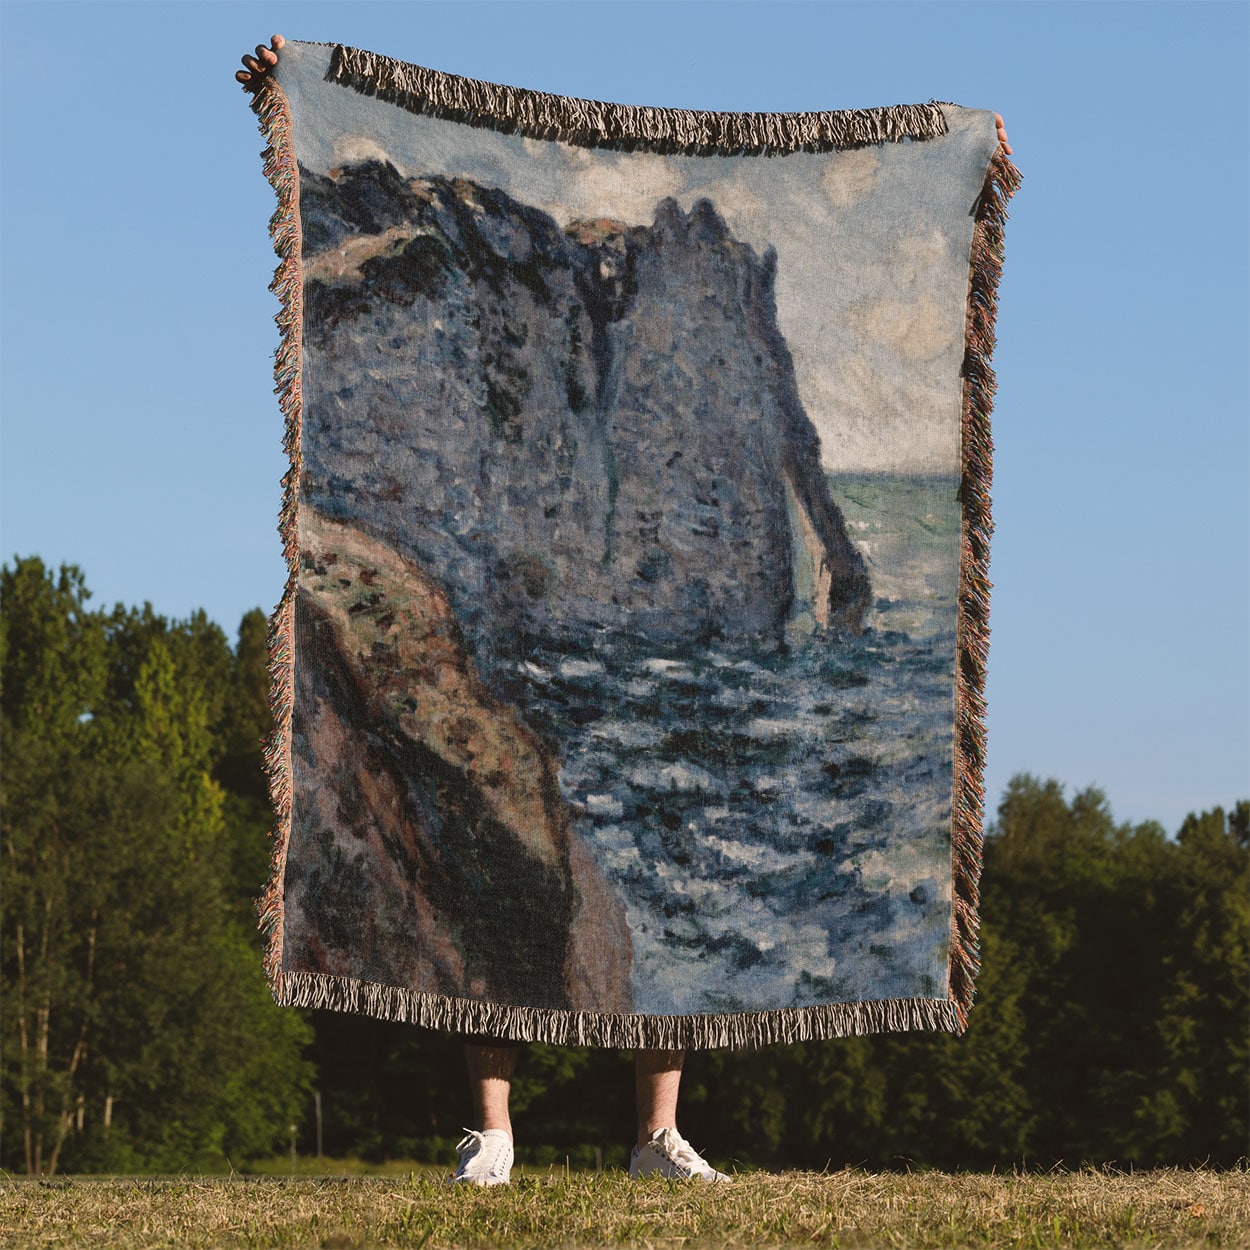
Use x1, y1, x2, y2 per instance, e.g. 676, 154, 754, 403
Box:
1, 1165, 1247, 1248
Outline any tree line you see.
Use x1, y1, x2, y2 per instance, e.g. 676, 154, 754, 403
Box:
2, 556, 1246, 1174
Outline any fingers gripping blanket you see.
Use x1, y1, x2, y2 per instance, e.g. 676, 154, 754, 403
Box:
248, 41, 1020, 1048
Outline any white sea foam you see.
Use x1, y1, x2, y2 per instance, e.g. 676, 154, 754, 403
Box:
591, 720, 662, 747
643, 657, 693, 677
558, 657, 606, 678
704, 833, 802, 873
628, 762, 718, 793
585, 793, 624, 819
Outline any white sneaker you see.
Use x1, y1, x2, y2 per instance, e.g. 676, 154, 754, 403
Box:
629, 1127, 730, 1180
452, 1127, 513, 1185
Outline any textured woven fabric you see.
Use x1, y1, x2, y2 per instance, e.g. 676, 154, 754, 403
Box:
249, 41, 1019, 1047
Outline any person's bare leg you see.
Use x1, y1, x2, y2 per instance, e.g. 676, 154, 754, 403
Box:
464, 1044, 517, 1138
635, 1048, 685, 1146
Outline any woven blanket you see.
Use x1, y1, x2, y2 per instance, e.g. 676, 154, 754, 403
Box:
248, 41, 1019, 1048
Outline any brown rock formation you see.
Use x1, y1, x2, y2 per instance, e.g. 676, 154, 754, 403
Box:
284, 506, 632, 1013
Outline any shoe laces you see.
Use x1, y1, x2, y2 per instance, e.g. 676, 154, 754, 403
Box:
456, 1127, 510, 1177
654, 1127, 712, 1176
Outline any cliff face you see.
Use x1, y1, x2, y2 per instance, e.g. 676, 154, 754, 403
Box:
286, 509, 632, 1012
299, 160, 870, 670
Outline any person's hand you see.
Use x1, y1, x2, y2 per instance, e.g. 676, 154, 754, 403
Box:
994, 114, 1013, 156
236, 34, 284, 91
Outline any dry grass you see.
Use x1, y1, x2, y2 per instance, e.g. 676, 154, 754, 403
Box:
0, 1165, 1246, 1248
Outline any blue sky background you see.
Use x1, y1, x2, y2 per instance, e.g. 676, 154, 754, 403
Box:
2, 1, 1246, 835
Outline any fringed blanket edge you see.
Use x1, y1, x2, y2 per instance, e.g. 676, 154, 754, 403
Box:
323, 42, 949, 155
949, 150, 1022, 1032
276, 968, 962, 1049
246, 54, 1020, 1048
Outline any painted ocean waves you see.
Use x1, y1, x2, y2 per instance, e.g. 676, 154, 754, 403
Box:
497, 472, 960, 1014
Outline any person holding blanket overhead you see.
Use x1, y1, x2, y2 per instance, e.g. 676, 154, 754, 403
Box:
236, 34, 1013, 1188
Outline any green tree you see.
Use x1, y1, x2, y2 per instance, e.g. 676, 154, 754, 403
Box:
215, 608, 278, 931
1, 559, 313, 1173
1139, 803, 1249, 1162
1, 558, 109, 1173
980, 776, 1248, 1167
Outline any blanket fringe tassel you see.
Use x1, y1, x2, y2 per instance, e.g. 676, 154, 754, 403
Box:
275, 969, 961, 1049
324, 42, 948, 155
949, 149, 1022, 1032
250, 76, 304, 998
247, 58, 1019, 1047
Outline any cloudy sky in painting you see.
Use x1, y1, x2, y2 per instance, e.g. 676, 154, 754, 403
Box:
280, 41, 998, 473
